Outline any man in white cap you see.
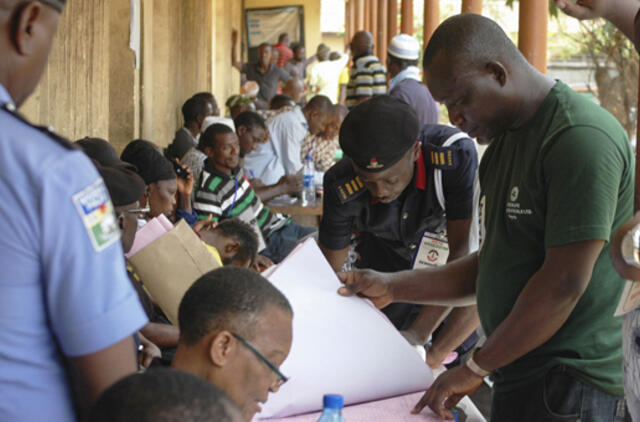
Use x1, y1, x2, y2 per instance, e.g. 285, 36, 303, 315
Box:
387, 34, 440, 126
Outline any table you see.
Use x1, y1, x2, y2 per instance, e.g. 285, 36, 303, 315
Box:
259, 391, 485, 422
267, 197, 323, 228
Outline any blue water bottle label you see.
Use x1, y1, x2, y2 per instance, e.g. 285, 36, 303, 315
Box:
303, 174, 313, 187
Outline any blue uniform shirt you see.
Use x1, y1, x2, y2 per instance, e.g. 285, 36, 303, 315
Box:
0, 84, 148, 421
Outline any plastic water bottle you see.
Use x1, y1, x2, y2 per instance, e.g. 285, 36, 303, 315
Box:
316, 394, 345, 422
301, 155, 316, 207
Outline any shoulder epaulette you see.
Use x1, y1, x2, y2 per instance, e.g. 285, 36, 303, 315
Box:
1, 103, 76, 150
334, 175, 366, 204
425, 144, 459, 170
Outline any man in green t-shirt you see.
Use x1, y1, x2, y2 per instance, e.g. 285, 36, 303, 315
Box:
337, 14, 632, 422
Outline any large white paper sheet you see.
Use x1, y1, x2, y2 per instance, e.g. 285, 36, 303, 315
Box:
259, 238, 434, 418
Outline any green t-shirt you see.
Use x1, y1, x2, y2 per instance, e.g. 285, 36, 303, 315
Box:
477, 81, 634, 395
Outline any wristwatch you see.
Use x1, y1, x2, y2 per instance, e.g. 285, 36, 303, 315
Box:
465, 347, 492, 377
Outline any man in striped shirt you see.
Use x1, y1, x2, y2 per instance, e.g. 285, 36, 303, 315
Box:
194, 124, 316, 263
346, 31, 387, 109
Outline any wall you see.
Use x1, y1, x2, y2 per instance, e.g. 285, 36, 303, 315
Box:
20, 0, 243, 152
244, 0, 322, 58
321, 32, 346, 55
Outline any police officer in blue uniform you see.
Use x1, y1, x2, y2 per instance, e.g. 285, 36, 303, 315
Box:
320, 96, 479, 367
0, 1, 148, 420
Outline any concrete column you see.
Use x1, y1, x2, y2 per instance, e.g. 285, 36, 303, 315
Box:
387, 0, 398, 43
401, 0, 413, 34
370, 0, 378, 54
356, 0, 365, 31
364, 0, 370, 32
377, 0, 388, 64
423, 0, 439, 48
346, 0, 355, 44
461, 0, 482, 14
518, 0, 548, 73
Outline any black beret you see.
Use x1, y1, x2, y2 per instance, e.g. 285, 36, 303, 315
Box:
75, 138, 146, 207
121, 139, 177, 185
339, 96, 419, 172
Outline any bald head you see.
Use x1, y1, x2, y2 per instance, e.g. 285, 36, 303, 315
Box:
423, 13, 525, 71
350, 31, 374, 57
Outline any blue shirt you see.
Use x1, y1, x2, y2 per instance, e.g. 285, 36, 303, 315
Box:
243, 107, 308, 185
0, 84, 148, 421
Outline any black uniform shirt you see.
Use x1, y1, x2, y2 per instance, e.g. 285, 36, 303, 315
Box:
320, 124, 478, 272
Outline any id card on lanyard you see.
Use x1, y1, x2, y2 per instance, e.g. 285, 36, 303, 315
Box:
412, 231, 449, 269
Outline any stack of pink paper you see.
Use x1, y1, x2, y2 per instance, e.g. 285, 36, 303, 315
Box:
125, 215, 174, 258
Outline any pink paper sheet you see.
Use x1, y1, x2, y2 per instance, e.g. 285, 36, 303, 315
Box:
260, 392, 485, 422
125, 215, 173, 258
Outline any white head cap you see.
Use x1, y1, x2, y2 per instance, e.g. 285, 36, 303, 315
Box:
387, 34, 421, 61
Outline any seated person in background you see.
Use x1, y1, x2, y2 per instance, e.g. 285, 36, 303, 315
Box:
282, 77, 306, 106
199, 219, 259, 268
234, 111, 301, 202
166, 96, 213, 161
226, 95, 256, 120
121, 139, 197, 226
300, 104, 348, 172
194, 124, 315, 263
172, 267, 293, 422
270, 94, 296, 110
91, 368, 244, 422
77, 137, 180, 362
244, 95, 333, 186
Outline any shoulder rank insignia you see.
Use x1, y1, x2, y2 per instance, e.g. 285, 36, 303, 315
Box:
334, 176, 366, 204
426, 144, 459, 170
1, 103, 76, 150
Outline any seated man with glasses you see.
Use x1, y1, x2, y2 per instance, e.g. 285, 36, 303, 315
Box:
172, 267, 293, 421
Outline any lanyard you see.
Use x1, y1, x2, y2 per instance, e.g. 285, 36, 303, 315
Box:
226, 177, 239, 216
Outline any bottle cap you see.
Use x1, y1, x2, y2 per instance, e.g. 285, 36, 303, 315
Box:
305, 155, 312, 161
322, 394, 344, 409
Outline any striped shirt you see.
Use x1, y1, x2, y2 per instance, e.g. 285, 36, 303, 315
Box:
346, 53, 387, 109
194, 164, 289, 240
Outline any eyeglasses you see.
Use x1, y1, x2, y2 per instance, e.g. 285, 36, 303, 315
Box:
120, 207, 150, 215
231, 333, 289, 387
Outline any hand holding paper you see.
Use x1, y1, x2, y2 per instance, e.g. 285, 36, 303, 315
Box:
337, 268, 395, 309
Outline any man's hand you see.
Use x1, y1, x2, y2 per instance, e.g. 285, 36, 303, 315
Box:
412, 365, 483, 419
193, 214, 217, 233
252, 254, 274, 272
337, 269, 395, 309
138, 335, 161, 369
277, 174, 302, 195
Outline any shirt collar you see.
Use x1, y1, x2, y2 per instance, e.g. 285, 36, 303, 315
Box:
293, 106, 308, 129
0, 83, 15, 108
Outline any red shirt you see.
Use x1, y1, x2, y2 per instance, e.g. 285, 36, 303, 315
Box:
273, 43, 293, 68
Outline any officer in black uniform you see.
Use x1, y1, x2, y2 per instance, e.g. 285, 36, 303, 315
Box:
320, 95, 479, 367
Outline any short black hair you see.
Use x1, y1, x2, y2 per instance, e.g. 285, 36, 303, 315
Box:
233, 111, 266, 131
214, 219, 259, 266
258, 42, 271, 50
423, 13, 524, 70
90, 368, 242, 422
192, 92, 215, 104
278, 32, 289, 42
270, 94, 295, 110
305, 94, 333, 113
182, 97, 210, 123
291, 43, 303, 54
199, 123, 234, 150
178, 267, 293, 346
388, 54, 419, 71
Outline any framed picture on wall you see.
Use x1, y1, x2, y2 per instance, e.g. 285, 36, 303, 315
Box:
245, 6, 305, 62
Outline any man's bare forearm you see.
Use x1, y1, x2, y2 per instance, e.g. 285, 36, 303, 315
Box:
390, 253, 478, 306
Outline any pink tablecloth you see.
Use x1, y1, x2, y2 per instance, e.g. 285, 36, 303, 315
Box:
258, 392, 485, 422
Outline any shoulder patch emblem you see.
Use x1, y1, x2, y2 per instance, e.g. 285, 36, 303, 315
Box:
426, 144, 459, 170
335, 176, 366, 204
72, 178, 120, 252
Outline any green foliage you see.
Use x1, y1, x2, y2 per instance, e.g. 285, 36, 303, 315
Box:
505, 0, 559, 17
